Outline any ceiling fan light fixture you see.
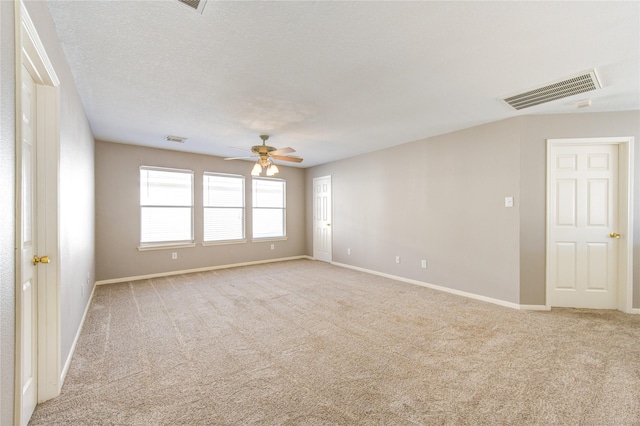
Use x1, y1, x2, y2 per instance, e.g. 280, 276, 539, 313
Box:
267, 162, 279, 176
225, 135, 301, 175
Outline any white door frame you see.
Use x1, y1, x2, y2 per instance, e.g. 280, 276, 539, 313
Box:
313, 175, 332, 262
546, 137, 634, 313
15, 2, 61, 424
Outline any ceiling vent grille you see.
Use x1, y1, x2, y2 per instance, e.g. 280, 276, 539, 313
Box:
177, 0, 207, 14
166, 135, 187, 143
502, 69, 601, 110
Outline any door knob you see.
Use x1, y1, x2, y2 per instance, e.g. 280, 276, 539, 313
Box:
33, 255, 50, 265
609, 232, 621, 239
327, 223, 331, 226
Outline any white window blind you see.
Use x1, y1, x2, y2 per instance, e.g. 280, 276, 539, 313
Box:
252, 177, 285, 239
140, 166, 194, 245
203, 173, 245, 242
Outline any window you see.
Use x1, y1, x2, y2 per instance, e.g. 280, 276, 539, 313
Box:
140, 166, 193, 246
252, 177, 286, 239
203, 173, 245, 242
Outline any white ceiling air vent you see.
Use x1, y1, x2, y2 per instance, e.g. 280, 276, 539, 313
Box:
166, 135, 187, 143
502, 69, 602, 110
177, 0, 207, 14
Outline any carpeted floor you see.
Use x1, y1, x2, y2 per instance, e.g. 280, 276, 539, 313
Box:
29, 259, 640, 425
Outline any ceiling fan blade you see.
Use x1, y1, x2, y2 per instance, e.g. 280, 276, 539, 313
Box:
270, 147, 295, 156
272, 155, 303, 163
224, 156, 256, 161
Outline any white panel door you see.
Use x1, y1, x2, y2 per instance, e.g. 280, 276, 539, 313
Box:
313, 176, 332, 262
548, 144, 619, 309
19, 63, 38, 425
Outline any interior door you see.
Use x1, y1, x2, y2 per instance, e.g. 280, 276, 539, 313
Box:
19, 63, 39, 425
548, 143, 619, 309
313, 176, 332, 262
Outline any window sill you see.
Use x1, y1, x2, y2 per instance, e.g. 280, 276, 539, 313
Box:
251, 237, 288, 243
138, 242, 196, 251
202, 239, 247, 247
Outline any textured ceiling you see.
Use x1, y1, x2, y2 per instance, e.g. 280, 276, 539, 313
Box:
47, 1, 640, 168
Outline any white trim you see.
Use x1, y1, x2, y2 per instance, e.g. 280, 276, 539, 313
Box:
95, 255, 313, 285
202, 239, 247, 247
137, 242, 196, 251
60, 282, 96, 387
331, 262, 522, 310
629, 308, 640, 315
519, 305, 551, 311
19, 2, 59, 87
546, 137, 634, 313
16, 3, 62, 424
250, 237, 288, 243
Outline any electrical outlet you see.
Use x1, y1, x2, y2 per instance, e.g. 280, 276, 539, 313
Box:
395, 256, 401, 264
270, 244, 275, 250
421, 259, 428, 269
172, 252, 178, 260
347, 248, 351, 255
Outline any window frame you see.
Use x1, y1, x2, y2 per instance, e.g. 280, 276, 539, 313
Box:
202, 172, 246, 245
251, 177, 287, 241
138, 165, 195, 250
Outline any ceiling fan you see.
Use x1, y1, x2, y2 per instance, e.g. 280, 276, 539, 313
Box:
225, 135, 303, 176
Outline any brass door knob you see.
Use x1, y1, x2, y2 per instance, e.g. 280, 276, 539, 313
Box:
33, 255, 50, 265
609, 233, 621, 239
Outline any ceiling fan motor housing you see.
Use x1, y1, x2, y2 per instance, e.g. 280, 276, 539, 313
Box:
251, 145, 277, 155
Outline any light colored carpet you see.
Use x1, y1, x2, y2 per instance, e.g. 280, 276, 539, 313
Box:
29, 259, 640, 425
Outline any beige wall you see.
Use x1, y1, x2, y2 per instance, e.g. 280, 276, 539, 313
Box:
306, 111, 640, 309
95, 141, 306, 281
306, 118, 523, 304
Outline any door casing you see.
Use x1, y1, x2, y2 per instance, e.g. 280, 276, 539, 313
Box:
15, 2, 61, 424
545, 137, 634, 312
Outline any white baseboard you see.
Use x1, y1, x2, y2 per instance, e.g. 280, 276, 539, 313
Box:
60, 281, 97, 387
96, 255, 313, 285
331, 262, 526, 310
629, 308, 640, 315
519, 304, 551, 311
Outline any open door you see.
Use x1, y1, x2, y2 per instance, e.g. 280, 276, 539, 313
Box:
15, 3, 61, 425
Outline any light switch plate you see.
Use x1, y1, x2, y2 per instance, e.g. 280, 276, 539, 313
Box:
505, 196, 514, 208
